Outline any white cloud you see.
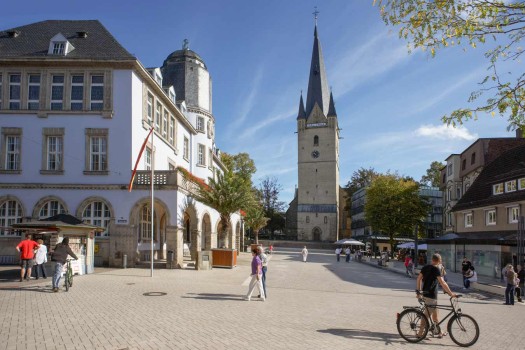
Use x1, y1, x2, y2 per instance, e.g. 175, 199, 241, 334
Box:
414, 124, 478, 141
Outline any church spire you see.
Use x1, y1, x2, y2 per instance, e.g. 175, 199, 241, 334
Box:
297, 92, 306, 120
327, 91, 337, 117
305, 19, 330, 117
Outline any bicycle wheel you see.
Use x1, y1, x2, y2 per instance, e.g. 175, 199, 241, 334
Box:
397, 309, 429, 343
447, 314, 479, 347
64, 274, 69, 292
68, 271, 73, 288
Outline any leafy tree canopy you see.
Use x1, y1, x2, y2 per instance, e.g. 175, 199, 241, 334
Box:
345, 167, 380, 196
221, 152, 257, 185
243, 204, 269, 244
374, 0, 525, 129
420, 161, 445, 187
365, 173, 431, 252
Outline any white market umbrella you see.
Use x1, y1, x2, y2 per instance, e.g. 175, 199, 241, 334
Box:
397, 242, 415, 249
335, 239, 365, 246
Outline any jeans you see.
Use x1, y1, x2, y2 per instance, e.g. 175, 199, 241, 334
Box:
261, 266, 267, 297
35, 263, 47, 278
53, 262, 63, 289
336, 254, 340, 262
345, 254, 350, 262
505, 284, 515, 305
463, 278, 470, 289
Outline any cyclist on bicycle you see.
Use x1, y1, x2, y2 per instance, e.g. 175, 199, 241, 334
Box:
416, 253, 456, 337
50, 237, 78, 293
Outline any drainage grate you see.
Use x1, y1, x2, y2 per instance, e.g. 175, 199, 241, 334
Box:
142, 292, 167, 297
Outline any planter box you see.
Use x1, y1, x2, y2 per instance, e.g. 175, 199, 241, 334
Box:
211, 249, 237, 268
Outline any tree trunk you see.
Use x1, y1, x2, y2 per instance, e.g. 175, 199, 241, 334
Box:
220, 215, 230, 248
255, 229, 259, 244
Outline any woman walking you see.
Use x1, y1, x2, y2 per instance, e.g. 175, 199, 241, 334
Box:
301, 246, 308, 262
245, 248, 265, 301
34, 239, 48, 279
505, 264, 517, 305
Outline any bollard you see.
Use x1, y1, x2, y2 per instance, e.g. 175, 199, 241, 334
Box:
123, 254, 127, 269
167, 250, 174, 269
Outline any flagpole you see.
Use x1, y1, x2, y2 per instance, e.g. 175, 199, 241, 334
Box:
150, 129, 155, 277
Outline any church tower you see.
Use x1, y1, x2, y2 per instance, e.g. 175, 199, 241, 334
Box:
296, 21, 340, 242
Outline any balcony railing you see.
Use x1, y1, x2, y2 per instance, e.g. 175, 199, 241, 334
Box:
132, 169, 202, 197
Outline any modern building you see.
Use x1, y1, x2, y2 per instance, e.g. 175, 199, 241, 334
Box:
285, 22, 341, 242
440, 132, 525, 233
0, 20, 241, 267
430, 144, 525, 277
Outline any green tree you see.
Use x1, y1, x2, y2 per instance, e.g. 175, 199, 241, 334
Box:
221, 152, 257, 185
258, 176, 286, 235
346, 167, 380, 196
365, 174, 430, 254
192, 170, 254, 247
420, 161, 445, 187
243, 205, 269, 244
374, 0, 525, 129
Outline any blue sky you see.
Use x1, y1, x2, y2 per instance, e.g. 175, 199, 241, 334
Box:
3, 0, 516, 204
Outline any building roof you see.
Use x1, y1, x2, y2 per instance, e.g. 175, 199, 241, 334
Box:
453, 144, 525, 211
296, 93, 306, 120
305, 24, 331, 117
165, 49, 207, 68
327, 91, 337, 117
0, 20, 134, 60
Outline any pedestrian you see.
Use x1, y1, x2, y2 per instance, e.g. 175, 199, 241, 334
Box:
269, 244, 273, 255
301, 246, 308, 262
257, 246, 268, 299
461, 257, 473, 287
404, 255, 413, 278
416, 253, 456, 338
517, 265, 525, 301
345, 247, 351, 262
515, 265, 523, 303
15, 233, 39, 282
335, 247, 341, 262
505, 264, 516, 305
463, 267, 477, 290
245, 248, 265, 301
51, 237, 78, 293
34, 239, 48, 280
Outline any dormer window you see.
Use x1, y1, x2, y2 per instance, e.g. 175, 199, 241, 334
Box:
48, 33, 74, 56
53, 42, 65, 55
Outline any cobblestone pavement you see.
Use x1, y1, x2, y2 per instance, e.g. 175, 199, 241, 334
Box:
0, 248, 523, 350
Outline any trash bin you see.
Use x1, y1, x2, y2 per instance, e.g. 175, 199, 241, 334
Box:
167, 250, 174, 269
123, 254, 127, 269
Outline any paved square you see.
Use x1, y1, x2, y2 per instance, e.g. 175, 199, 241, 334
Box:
0, 248, 523, 350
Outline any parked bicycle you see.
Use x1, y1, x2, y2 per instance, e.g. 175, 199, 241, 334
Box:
396, 290, 479, 347
64, 259, 74, 292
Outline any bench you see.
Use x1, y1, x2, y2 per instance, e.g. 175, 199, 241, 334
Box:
470, 282, 505, 296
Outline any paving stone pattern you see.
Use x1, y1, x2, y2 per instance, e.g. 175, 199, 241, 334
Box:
0, 248, 523, 350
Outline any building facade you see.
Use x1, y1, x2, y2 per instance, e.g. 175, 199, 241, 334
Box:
286, 23, 340, 242
0, 20, 241, 267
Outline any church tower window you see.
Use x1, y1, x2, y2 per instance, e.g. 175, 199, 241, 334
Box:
314, 135, 319, 146
306, 216, 310, 223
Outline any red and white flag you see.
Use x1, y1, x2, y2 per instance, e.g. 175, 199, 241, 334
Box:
128, 127, 154, 192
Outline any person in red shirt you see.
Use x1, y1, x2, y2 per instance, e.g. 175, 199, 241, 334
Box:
16, 233, 39, 282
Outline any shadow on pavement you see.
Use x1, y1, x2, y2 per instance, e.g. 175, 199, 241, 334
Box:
182, 292, 244, 301
317, 328, 456, 347
0, 285, 55, 293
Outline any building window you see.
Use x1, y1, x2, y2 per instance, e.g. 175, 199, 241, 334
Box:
464, 213, 473, 228
442, 173, 446, 184
198, 144, 205, 166
486, 209, 496, 225
505, 180, 516, 193
196, 116, 205, 132
162, 111, 168, 138
447, 189, 452, 201
82, 201, 111, 236
51, 75, 64, 110
462, 159, 466, 171
90, 75, 104, 110
38, 200, 65, 219
465, 183, 470, 193
446, 211, 452, 226
169, 117, 175, 146
155, 103, 161, 132
46, 135, 63, 171
183, 137, 189, 160
140, 205, 152, 240
27, 74, 40, 110
509, 207, 520, 224
85, 129, 108, 173
5, 135, 21, 170
519, 178, 525, 190
306, 216, 310, 223
471, 152, 476, 165
493, 183, 504, 195
9, 74, 21, 110
147, 94, 153, 125
447, 164, 453, 176
324, 216, 328, 224
314, 135, 319, 146
0, 74, 3, 109
456, 187, 461, 199
168, 162, 176, 171
52, 42, 65, 55
145, 147, 151, 171
70, 75, 84, 110
0, 200, 23, 236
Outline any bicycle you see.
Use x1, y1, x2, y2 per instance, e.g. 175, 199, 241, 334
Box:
396, 290, 479, 347
63, 259, 74, 292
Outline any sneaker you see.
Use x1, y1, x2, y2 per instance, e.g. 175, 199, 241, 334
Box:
53, 288, 59, 293
244, 296, 250, 301
19, 278, 23, 282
